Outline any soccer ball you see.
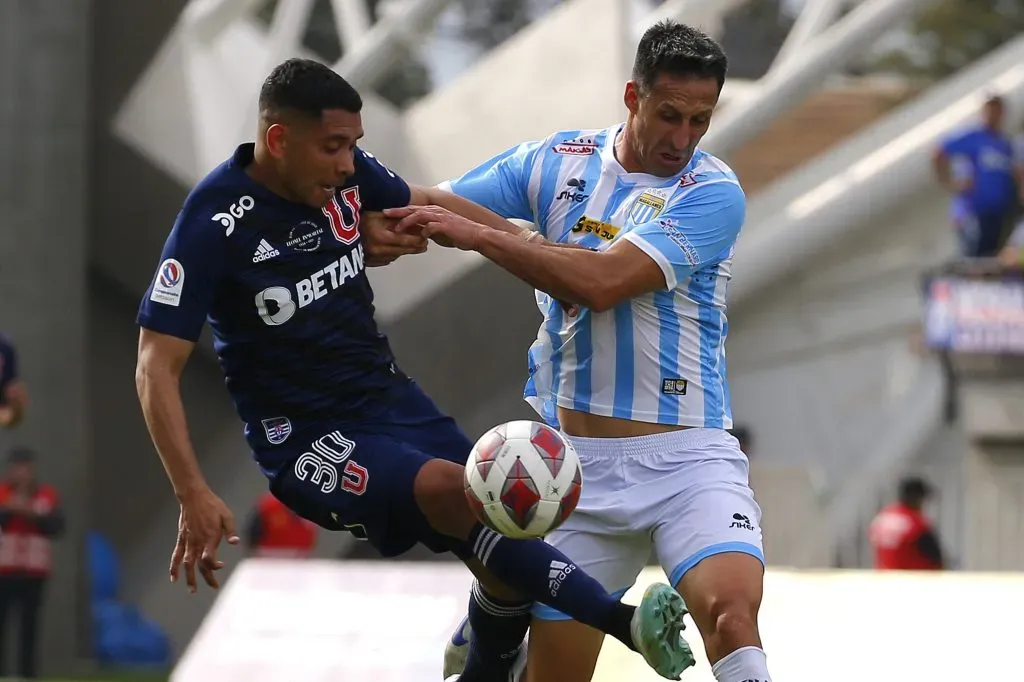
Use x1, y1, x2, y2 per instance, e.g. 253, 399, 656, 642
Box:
464, 420, 583, 539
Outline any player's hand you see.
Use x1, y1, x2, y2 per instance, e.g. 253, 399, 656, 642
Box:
383, 205, 481, 251
170, 487, 239, 593
360, 211, 428, 265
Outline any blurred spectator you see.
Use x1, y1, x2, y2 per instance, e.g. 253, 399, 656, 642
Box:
245, 491, 318, 559
933, 94, 1022, 258
0, 335, 27, 428
868, 476, 944, 571
0, 447, 64, 679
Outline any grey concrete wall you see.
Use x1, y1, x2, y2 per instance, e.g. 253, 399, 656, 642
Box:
0, 0, 91, 673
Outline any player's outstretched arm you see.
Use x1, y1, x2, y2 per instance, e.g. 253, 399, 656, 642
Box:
409, 185, 529, 239
387, 181, 745, 313
136, 328, 239, 592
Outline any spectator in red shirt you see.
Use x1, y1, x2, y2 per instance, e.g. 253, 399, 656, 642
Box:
245, 491, 318, 559
0, 447, 64, 678
868, 477, 944, 571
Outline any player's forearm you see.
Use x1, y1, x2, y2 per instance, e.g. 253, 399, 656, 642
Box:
425, 187, 528, 238
136, 365, 209, 501
474, 227, 609, 310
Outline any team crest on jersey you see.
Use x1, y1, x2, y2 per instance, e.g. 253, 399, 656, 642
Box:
262, 417, 292, 445
662, 379, 688, 395
628, 188, 670, 224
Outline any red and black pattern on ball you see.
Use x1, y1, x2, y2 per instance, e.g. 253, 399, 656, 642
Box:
500, 457, 541, 530
474, 427, 506, 482
557, 467, 583, 524
530, 422, 566, 478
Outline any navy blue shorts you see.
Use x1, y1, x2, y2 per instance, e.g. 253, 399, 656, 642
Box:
956, 210, 1012, 258
265, 380, 474, 557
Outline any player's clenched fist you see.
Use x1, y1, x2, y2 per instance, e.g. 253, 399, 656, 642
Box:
360, 210, 429, 265
169, 487, 239, 593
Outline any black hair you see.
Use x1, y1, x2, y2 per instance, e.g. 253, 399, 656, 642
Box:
258, 58, 362, 121
632, 20, 728, 94
898, 476, 931, 506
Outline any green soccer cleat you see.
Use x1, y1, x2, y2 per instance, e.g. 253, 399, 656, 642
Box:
630, 583, 696, 680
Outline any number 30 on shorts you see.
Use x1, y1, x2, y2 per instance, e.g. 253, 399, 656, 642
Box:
293, 431, 368, 495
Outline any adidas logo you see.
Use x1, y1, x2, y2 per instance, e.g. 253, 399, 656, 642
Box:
547, 560, 575, 598
253, 238, 280, 263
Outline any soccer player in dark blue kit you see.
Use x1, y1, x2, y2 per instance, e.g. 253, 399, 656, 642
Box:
134, 59, 692, 681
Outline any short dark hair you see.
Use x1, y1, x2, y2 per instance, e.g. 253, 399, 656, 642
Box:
632, 21, 728, 94
258, 58, 362, 121
898, 476, 931, 505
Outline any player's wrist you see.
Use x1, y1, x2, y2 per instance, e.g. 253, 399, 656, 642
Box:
174, 477, 211, 503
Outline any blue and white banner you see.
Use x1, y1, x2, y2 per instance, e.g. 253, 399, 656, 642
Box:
924, 276, 1024, 353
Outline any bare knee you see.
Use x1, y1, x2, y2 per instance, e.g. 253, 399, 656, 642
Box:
708, 604, 760, 652
413, 459, 476, 540
677, 553, 764, 662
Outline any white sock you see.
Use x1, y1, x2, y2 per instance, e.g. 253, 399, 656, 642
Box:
711, 646, 772, 682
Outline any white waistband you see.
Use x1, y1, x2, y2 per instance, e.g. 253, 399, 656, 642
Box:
563, 428, 733, 461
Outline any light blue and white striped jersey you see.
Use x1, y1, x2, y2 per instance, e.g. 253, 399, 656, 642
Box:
440, 124, 746, 429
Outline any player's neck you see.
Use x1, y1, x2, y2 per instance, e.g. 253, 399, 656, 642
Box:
247, 145, 294, 202
613, 125, 645, 174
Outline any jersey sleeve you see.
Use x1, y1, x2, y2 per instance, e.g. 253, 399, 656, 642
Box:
622, 181, 746, 290
136, 203, 228, 342
940, 130, 973, 157
437, 139, 546, 221
355, 147, 411, 210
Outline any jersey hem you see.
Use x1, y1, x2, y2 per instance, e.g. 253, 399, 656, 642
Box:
526, 394, 732, 430
136, 312, 203, 343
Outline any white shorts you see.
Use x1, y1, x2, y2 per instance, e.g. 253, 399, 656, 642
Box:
534, 428, 765, 621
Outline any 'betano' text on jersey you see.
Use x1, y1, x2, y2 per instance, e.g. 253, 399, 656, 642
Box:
441, 125, 745, 430
137, 144, 410, 471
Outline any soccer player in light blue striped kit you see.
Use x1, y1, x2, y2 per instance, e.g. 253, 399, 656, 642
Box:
382, 20, 774, 682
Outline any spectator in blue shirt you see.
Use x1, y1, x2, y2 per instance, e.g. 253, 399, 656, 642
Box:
0, 336, 26, 429
933, 95, 1022, 258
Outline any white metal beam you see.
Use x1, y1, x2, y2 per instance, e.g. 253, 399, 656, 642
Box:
185, 0, 266, 45
264, 0, 316, 71
731, 38, 1024, 305
701, 0, 940, 159
769, 0, 846, 75
331, 0, 454, 90
331, 0, 372, 54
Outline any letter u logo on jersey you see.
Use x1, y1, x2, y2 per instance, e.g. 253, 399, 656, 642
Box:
323, 187, 361, 245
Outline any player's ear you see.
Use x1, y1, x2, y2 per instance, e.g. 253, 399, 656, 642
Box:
624, 81, 641, 115
265, 123, 288, 159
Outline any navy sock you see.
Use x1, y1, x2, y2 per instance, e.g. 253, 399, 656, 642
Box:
459, 581, 530, 682
467, 524, 637, 650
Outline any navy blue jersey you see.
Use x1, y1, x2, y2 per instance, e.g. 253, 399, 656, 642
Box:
0, 334, 17, 401
137, 143, 411, 468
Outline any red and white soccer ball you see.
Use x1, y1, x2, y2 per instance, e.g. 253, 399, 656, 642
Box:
464, 420, 583, 539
